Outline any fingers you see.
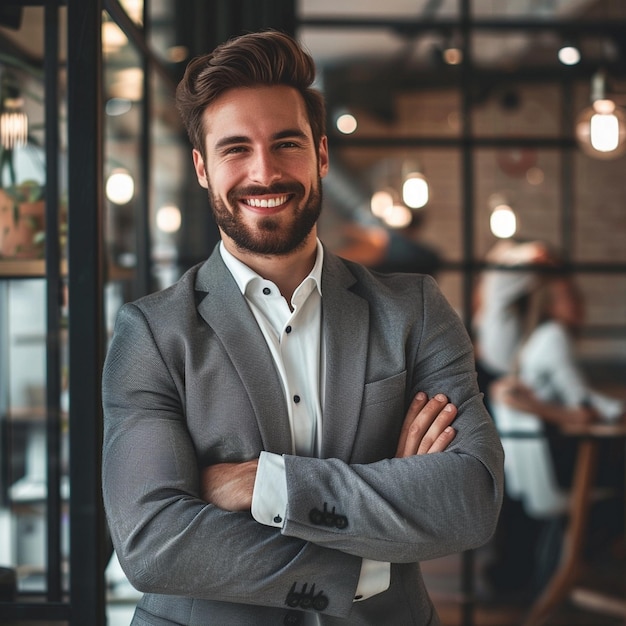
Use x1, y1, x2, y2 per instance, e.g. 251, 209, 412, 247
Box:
396, 392, 457, 458
395, 391, 429, 456
425, 423, 456, 454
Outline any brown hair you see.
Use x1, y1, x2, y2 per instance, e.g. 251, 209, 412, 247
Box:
175, 30, 326, 159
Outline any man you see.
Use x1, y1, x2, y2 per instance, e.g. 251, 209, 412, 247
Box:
102, 30, 503, 625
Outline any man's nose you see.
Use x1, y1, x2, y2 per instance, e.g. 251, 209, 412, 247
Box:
249, 150, 282, 185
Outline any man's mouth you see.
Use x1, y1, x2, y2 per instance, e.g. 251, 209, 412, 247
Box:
242, 194, 291, 209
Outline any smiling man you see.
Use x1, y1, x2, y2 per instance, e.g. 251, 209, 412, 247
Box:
102, 30, 503, 626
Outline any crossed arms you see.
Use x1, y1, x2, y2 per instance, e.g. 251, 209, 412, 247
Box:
202, 392, 458, 511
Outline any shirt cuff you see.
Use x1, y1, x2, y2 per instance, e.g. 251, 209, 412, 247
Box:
251, 451, 288, 527
354, 559, 391, 601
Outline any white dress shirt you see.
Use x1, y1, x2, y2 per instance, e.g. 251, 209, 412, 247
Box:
219, 241, 390, 607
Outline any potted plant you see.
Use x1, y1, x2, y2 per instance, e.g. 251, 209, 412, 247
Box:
0, 145, 45, 259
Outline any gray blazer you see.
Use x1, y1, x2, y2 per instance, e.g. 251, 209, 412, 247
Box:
102, 246, 504, 626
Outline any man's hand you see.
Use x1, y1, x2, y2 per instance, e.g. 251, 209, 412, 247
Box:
395, 392, 457, 458
200, 459, 258, 511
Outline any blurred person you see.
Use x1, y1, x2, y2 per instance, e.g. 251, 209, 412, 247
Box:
473, 239, 556, 404
491, 271, 624, 484
489, 270, 625, 595
334, 213, 441, 278
472, 240, 558, 596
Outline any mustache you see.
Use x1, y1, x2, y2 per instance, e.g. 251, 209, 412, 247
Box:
230, 182, 305, 200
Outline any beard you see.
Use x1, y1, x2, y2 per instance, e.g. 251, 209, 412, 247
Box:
207, 178, 323, 256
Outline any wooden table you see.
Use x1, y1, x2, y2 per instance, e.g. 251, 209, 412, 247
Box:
523, 419, 626, 626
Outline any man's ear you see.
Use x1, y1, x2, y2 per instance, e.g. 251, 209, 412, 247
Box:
192, 149, 209, 189
318, 136, 329, 178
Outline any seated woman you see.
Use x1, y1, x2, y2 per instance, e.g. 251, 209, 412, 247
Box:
491, 271, 624, 483
490, 270, 624, 595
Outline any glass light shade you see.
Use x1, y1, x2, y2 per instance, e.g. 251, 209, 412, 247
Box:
443, 47, 463, 65
402, 173, 429, 208
106, 169, 135, 204
0, 98, 28, 149
335, 112, 358, 135
490, 205, 517, 239
557, 45, 580, 66
382, 203, 413, 229
576, 100, 626, 159
370, 189, 394, 218
156, 205, 182, 233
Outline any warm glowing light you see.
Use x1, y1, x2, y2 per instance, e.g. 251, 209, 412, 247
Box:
370, 190, 394, 218
156, 205, 182, 233
336, 113, 358, 135
558, 45, 580, 66
490, 205, 517, 239
590, 110, 619, 152
0, 99, 28, 149
382, 203, 413, 229
106, 169, 135, 205
402, 174, 429, 209
526, 167, 544, 186
443, 47, 463, 65
575, 71, 626, 159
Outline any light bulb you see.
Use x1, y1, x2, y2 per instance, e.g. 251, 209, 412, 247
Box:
382, 203, 413, 228
575, 71, 626, 159
106, 169, 135, 204
590, 111, 619, 152
558, 45, 580, 66
370, 190, 394, 218
402, 174, 429, 208
156, 205, 182, 233
0, 98, 28, 149
490, 205, 517, 239
336, 113, 357, 135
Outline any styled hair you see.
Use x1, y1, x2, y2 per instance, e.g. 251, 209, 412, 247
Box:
175, 30, 326, 158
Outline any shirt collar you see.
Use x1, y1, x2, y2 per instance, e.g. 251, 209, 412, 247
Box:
219, 239, 324, 298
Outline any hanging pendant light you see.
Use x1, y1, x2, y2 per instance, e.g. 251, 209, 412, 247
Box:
575, 70, 626, 160
0, 96, 28, 150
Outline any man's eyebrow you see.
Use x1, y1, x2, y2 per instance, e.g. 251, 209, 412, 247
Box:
214, 135, 250, 150
272, 128, 309, 141
213, 129, 309, 151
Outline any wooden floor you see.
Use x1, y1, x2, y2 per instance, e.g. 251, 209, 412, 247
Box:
422, 539, 626, 626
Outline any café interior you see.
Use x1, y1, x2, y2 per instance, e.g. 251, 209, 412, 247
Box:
0, 1, 625, 625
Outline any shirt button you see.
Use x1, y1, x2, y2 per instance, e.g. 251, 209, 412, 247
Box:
293, 395, 301, 404
263, 287, 271, 295
285, 325, 292, 334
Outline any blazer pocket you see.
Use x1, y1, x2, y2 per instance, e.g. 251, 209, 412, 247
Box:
353, 371, 407, 461
362, 370, 407, 407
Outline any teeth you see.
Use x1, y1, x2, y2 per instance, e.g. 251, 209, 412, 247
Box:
245, 195, 288, 208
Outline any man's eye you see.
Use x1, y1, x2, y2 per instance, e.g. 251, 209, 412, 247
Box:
227, 146, 246, 154
278, 141, 298, 149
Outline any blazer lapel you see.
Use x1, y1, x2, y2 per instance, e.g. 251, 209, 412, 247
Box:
320, 253, 369, 461
194, 250, 293, 455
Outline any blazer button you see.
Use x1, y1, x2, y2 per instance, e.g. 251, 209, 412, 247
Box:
309, 508, 323, 525
312, 592, 329, 611
284, 610, 302, 625
335, 514, 348, 529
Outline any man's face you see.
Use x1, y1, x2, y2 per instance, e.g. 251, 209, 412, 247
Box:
192, 85, 329, 257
